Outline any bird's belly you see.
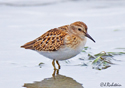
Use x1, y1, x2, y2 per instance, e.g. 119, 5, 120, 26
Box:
37, 39, 86, 60
38, 47, 81, 60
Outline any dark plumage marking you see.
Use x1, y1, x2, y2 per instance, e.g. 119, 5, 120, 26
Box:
21, 28, 67, 51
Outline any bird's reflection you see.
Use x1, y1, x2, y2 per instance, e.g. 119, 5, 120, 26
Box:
23, 69, 84, 88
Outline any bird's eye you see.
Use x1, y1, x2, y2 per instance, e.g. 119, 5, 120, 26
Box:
78, 28, 82, 31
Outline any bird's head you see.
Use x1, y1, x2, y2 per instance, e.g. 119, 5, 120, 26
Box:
69, 21, 95, 43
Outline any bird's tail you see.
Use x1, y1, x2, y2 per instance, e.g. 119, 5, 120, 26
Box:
21, 40, 36, 50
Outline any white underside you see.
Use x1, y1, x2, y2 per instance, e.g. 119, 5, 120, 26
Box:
37, 38, 87, 60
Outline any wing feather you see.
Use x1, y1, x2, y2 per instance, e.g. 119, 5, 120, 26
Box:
21, 28, 67, 51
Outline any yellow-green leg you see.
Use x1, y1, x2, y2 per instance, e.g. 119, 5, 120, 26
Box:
56, 60, 61, 69
52, 59, 56, 70
52, 69, 56, 78
56, 69, 59, 75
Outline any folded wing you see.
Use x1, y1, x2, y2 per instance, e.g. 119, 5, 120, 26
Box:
21, 28, 67, 51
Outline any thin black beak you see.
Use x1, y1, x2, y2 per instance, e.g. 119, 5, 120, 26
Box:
85, 33, 95, 43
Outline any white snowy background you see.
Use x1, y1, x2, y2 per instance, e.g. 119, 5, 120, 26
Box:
0, 0, 125, 88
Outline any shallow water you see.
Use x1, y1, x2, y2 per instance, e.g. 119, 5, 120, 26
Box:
24, 69, 84, 88
0, 0, 125, 88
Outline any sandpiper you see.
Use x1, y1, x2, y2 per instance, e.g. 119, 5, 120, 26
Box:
21, 21, 95, 70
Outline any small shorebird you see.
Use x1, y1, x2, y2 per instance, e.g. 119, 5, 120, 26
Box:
21, 21, 95, 70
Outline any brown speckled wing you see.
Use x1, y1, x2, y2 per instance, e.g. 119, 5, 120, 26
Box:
21, 28, 67, 51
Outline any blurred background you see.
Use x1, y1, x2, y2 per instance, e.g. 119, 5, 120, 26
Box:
0, 0, 125, 88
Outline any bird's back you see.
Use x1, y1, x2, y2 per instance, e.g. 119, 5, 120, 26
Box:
21, 26, 69, 51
